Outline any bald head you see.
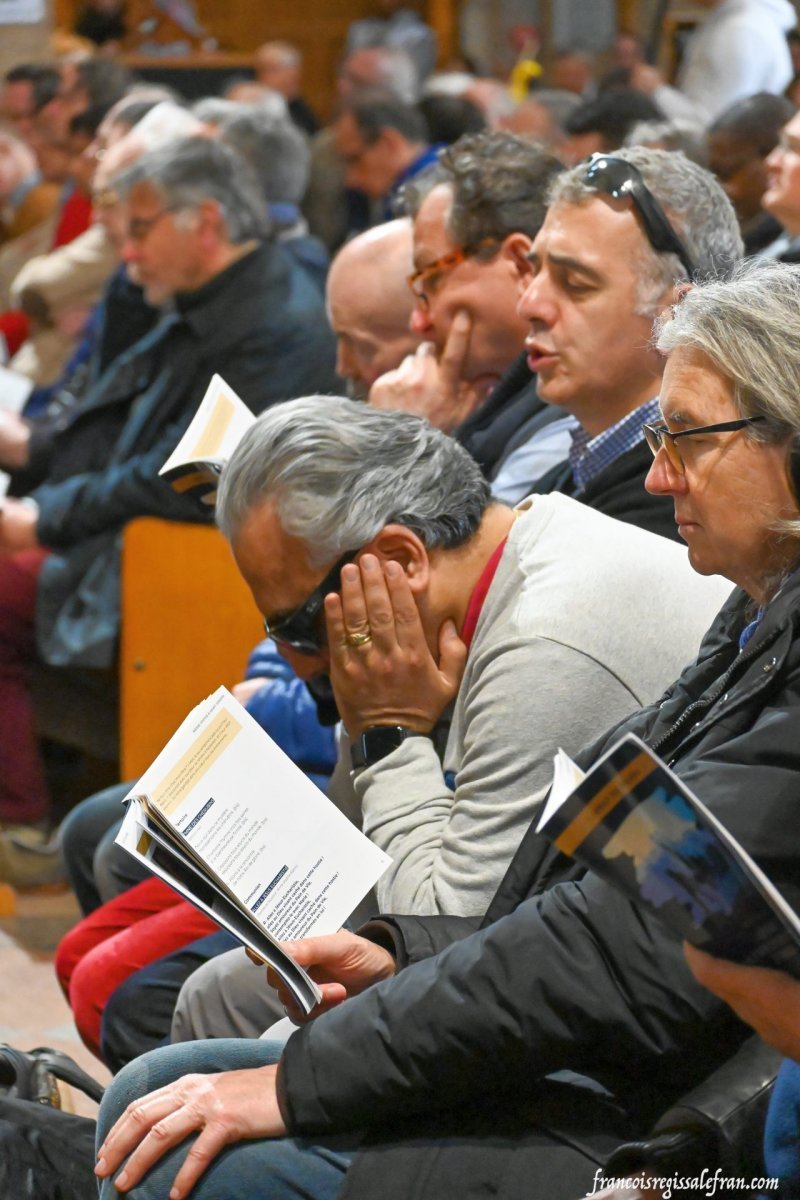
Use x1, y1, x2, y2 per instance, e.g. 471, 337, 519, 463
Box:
326, 218, 419, 399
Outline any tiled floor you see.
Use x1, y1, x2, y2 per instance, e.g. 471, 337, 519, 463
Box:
0, 885, 110, 1118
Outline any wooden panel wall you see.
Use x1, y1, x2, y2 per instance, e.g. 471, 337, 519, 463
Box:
53, 0, 447, 118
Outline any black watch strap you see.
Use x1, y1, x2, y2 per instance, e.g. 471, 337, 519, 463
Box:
350, 725, 424, 771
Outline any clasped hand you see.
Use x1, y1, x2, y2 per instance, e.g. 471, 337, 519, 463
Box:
325, 553, 466, 736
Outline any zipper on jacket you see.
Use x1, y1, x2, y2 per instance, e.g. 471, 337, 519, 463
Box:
651, 628, 782, 762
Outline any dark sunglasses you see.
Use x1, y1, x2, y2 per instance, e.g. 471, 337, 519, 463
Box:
264, 551, 356, 656
580, 153, 696, 282
643, 416, 765, 473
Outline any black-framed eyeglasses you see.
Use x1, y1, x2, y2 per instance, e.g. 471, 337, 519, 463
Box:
643, 416, 766, 473
125, 207, 180, 243
581, 153, 696, 282
263, 551, 356, 656
407, 238, 498, 311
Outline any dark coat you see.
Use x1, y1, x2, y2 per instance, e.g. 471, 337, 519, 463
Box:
32, 240, 338, 666
528, 438, 678, 541
277, 571, 800, 1199
453, 352, 567, 482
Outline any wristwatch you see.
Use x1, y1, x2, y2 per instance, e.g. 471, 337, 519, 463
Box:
350, 725, 425, 772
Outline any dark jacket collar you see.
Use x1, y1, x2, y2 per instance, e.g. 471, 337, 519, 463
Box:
172, 240, 273, 341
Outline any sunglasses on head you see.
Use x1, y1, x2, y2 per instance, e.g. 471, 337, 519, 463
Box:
580, 153, 696, 282
264, 551, 356, 656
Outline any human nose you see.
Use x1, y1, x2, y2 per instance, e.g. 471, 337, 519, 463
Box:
644, 445, 687, 497
517, 269, 553, 327
409, 303, 433, 335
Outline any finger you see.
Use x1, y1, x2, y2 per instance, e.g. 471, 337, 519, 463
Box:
246, 947, 266, 966
338, 561, 372, 642
97, 1086, 186, 1174
166, 1124, 231, 1200
111, 1103, 218, 1195
289, 982, 349, 1024
323, 592, 348, 661
359, 554, 398, 650
683, 943, 744, 997
414, 341, 437, 358
438, 309, 472, 388
437, 618, 468, 689
382, 559, 426, 649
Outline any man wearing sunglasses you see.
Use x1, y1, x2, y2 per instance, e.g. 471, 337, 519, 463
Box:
158, 395, 728, 1054
521, 147, 742, 539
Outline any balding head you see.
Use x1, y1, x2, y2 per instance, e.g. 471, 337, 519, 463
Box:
326, 218, 419, 399
254, 41, 302, 99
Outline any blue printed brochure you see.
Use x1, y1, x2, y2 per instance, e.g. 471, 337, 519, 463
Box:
536, 734, 800, 977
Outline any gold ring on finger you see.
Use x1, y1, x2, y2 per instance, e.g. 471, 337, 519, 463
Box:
345, 629, 372, 648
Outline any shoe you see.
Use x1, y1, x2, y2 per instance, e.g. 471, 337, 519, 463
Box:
0, 827, 66, 890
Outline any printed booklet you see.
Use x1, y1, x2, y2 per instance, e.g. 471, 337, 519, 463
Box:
159, 374, 254, 505
116, 687, 391, 1012
536, 734, 800, 977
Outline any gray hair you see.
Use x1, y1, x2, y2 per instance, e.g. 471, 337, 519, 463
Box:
218, 108, 310, 205
625, 119, 708, 167
549, 147, 742, 312
657, 259, 800, 439
113, 136, 269, 243
216, 396, 492, 563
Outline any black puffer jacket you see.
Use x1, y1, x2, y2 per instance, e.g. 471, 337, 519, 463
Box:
277, 573, 800, 1199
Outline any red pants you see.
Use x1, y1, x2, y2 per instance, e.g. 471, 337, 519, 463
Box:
0, 548, 50, 824
54, 877, 217, 1061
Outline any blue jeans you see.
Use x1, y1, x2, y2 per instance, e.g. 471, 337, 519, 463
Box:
96, 1040, 356, 1200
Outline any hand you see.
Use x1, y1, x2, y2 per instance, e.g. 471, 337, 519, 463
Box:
368, 310, 481, 432
267, 928, 397, 1024
232, 676, 270, 706
0, 411, 31, 471
325, 554, 467, 736
94, 1064, 286, 1198
629, 62, 665, 94
0, 498, 39, 553
685, 944, 800, 1060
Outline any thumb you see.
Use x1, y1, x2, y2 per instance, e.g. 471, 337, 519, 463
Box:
438, 618, 468, 688
280, 936, 330, 969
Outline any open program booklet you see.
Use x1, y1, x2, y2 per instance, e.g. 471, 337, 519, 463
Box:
116, 687, 391, 1013
536, 734, 800, 978
159, 374, 254, 505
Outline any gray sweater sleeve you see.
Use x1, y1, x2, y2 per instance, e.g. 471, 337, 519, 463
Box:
355, 635, 641, 917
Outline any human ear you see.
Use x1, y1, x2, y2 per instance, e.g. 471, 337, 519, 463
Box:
501, 232, 533, 282
360, 524, 429, 595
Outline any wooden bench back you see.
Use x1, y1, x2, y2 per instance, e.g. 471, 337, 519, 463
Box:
119, 518, 263, 779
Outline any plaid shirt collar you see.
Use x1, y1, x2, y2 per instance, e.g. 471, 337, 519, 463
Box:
569, 396, 661, 494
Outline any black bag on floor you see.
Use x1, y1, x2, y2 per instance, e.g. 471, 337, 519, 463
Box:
0, 1045, 102, 1200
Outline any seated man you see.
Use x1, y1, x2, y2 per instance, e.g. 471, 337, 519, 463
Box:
521, 146, 742, 537
0, 134, 338, 828
325, 217, 419, 401
95, 261, 800, 1200
707, 91, 794, 255
370, 131, 572, 500
111, 394, 724, 1059
759, 104, 800, 262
